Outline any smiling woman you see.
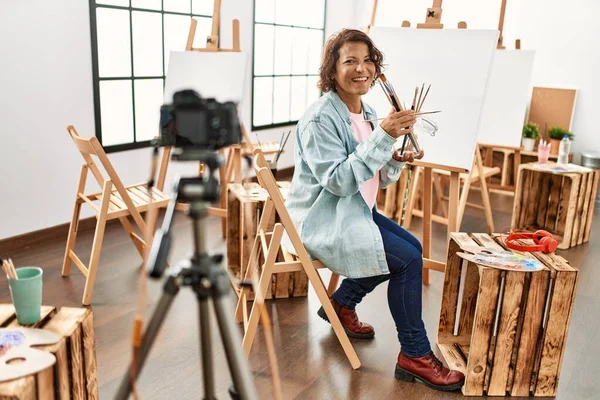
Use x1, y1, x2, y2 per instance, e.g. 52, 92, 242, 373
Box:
283, 28, 464, 392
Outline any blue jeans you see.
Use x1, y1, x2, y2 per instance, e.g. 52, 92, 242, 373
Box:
332, 209, 432, 358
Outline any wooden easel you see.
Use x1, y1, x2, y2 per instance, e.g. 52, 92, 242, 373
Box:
181, 1, 281, 238
369, 0, 471, 285
405, 144, 498, 235
181, 1, 243, 236
481, 0, 523, 194
400, 0, 527, 242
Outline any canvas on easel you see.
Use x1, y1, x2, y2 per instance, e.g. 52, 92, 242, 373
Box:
408, 48, 536, 234
476, 0, 535, 194
363, 2, 498, 283
161, 11, 248, 230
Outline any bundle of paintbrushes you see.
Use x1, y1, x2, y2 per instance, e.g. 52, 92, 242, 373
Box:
1, 257, 18, 280
274, 130, 291, 163
377, 74, 439, 155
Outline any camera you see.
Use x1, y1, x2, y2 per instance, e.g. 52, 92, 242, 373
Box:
158, 89, 241, 150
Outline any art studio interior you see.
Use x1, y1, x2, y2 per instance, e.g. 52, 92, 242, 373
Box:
1, 0, 600, 398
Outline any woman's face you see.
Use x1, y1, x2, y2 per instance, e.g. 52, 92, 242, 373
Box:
333, 41, 376, 99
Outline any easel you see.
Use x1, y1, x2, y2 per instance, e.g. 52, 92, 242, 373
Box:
404, 144, 498, 234
399, 0, 527, 242
369, 0, 472, 285
480, 0, 523, 194
180, 1, 242, 237
179, 0, 281, 237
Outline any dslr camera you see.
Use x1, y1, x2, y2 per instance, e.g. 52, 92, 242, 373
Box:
158, 89, 241, 151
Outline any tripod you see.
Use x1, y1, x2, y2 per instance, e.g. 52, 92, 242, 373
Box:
115, 151, 258, 400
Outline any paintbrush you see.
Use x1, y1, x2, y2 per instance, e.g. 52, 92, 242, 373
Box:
255, 133, 263, 148
401, 86, 420, 154
1, 258, 17, 280
364, 110, 441, 123
275, 130, 291, 163
378, 74, 402, 112
417, 84, 431, 112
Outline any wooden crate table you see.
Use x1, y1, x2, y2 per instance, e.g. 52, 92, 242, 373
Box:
0, 305, 97, 399
438, 233, 578, 397
512, 162, 600, 249
227, 181, 308, 299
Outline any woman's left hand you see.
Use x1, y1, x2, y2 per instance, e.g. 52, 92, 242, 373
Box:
393, 149, 425, 163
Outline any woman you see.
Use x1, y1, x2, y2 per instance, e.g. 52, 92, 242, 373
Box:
284, 29, 464, 391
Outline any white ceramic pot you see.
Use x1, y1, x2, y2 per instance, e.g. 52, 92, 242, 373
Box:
522, 137, 536, 151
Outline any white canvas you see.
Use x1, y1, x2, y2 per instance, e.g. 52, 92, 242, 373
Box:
363, 27, 498, 171
163, 51, 248, 105
477, 50, 535, 148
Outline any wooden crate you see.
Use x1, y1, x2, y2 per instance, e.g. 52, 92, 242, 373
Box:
512, 163, 600, 249
0, 305, 97, 400
227, 182, 308, 299
438, 233, 578, 397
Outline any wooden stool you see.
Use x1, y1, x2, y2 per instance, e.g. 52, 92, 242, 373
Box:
438, 233, 578, 396
227, 182, 308, 299
512, 162, 600, 249
0, 305, 97, 399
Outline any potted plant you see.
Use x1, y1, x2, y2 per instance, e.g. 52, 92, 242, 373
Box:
548, 126, 574, 155
522, 122, 540, 151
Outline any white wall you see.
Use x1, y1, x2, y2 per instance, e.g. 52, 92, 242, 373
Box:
0, 0, 356, 239
506, 0, 600, 161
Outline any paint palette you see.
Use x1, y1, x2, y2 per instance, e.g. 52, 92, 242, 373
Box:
0, 327, 61, 382
457, 246, 545, 272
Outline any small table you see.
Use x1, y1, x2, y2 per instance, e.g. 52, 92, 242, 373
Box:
227, 182, 308, 299
0, 305, 98, 399
438, 233, 578, 397
512, 162, 600, 249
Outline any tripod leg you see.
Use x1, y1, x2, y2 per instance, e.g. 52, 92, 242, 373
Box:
198, 298, 216, 400
115, 276, 180, 400
212, 295, 258, 400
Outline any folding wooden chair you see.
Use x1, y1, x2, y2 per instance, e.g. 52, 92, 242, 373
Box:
234, 149, 360, 369
62, 125, 171, 305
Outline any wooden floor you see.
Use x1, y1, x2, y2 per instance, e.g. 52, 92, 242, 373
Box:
1, 189, 599, 399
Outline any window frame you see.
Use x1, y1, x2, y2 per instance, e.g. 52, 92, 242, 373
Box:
88, 1, 214, 153
250, 0, 327, 131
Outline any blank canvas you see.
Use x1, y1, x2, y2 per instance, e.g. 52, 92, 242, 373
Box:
163, 51, 248, 105
363, 27, 498, 171
477, 50, 535, 148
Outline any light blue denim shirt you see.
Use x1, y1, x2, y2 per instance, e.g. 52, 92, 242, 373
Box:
285, 91, 405, 279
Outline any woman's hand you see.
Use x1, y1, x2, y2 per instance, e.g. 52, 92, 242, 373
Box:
393, 149, 425, 163
379, 109, 417, 139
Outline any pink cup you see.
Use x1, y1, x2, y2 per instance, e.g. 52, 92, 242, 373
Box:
538, 144, 551, 163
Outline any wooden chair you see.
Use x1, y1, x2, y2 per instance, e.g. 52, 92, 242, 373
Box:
234, 149, 360, 369
62, 125, 171, 305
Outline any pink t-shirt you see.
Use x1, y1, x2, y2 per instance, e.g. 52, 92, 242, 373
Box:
350, 111, 379, 209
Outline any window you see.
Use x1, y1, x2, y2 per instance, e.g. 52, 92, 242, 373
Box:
252, 0, 326, 130
89, 0, 214, 152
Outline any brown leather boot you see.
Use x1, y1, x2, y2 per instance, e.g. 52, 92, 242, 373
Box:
317, 298, 375, 339
395, 351, 464, 391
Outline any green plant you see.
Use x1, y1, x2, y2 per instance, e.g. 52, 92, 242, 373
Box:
522, 122, 540, 139
548, 126, 574, 140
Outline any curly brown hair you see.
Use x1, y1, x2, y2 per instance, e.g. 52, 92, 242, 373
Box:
318, 29, 385, 93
